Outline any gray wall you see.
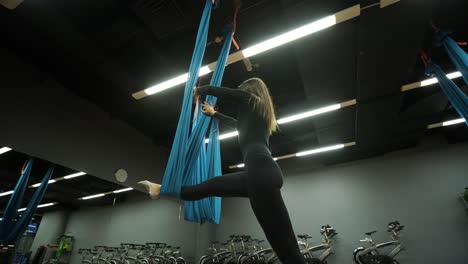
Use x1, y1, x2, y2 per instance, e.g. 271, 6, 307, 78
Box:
214, 142, 468, 264
32, 142, 468, 263
30, 211, 69, 256
0, 47, 167, 186
60, 196, 214, 264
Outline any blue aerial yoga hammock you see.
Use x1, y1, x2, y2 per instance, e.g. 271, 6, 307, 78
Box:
425, 31, 468, 125
0, 160, 55, 243
0, 160, 34, 242
6, 167, 54, 243
425, 63, 468, 126
183, 26, 233, 223
160, 0, 233, 224
434, 32, 468, 84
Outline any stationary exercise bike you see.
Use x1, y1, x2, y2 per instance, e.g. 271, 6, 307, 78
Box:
353, 221, 405, 264
300, 225, 338, 264
78, 248, 95, 264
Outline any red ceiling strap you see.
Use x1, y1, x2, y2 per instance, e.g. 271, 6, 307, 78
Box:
231, 2, 241, 50
21, 160, 28, 174
193, 79, 202, 120
420, 50, 431, 68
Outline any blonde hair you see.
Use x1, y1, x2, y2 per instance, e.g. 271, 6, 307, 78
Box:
239, 78, 278, 135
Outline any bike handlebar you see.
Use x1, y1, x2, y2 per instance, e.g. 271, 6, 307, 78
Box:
387, 221, 405, 233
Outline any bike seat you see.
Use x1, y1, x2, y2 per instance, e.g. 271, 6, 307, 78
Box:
365, 230, 378, 236
388, 225, 405, 232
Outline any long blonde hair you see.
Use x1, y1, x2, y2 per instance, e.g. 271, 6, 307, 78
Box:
239, 78, 278, 135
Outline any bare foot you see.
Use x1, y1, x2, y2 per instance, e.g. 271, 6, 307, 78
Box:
137, 180, 161, 200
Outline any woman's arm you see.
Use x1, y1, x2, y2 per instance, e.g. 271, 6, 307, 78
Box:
202, 102, 237, 128
214, 112, 237, 128
196, 85, 251, 103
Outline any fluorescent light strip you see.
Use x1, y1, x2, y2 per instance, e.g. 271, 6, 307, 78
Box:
205, 100, 356, 143
18, 202, 57, 212
113, 187, 134, 194
443, 118, 465, 126
80, 187, 135, 200
31, 179, 57, 188
30, 172, 87, 188
132, 5, 362, 99
0, 172, 87, 197
427, 118, 466, 129
241, 16, 336, 58
230, 142, 356, 169
144, 66, 213, 95
296, 144, 345, 157
38, 202, 57, 208
80, 193, 106, 200
0, 190, 14, 197
401, 71, 462, 92
205, 131, 239, 143
0, 147, 12, 155
63, 172, 87, 179
277, 104, 341, 124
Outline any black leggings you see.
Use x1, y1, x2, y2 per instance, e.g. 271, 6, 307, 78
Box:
181, 146, 305, 264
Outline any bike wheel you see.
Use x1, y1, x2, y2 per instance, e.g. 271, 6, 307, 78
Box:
238, 256, 251, 264
353, 248, 364, 264
200, 256, 218, 264
199, 256, 208, 264
354, 248, 376, 264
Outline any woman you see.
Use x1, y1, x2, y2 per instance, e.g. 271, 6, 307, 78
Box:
139, 78, 306, 264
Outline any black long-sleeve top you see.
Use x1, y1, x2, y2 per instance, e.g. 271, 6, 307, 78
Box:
197, 85, 270, 150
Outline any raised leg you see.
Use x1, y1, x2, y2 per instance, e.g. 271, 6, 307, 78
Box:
248, 188, 306, 264
246, 158, 305, 264
181, 171, 248, 201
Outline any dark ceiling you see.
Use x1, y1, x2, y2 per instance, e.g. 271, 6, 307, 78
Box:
0, 0, 467, 172
0, 150, 135, 214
